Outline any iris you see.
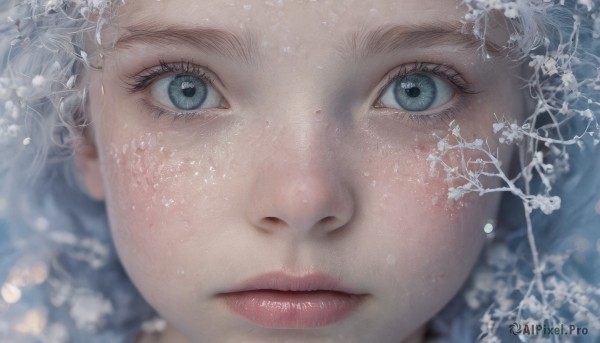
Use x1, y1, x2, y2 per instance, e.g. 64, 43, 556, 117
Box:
393, 75, 437, 112
167, 75, 208, 110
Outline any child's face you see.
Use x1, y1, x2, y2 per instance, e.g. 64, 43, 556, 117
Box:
79, 0, 526, 342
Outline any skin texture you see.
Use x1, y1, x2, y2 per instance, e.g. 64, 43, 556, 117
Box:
77, 0, 528, 342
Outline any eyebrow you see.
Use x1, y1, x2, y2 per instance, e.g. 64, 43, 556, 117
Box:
339, 22, 502, 60
115, 22, 501, 63
115, 23, 259, 64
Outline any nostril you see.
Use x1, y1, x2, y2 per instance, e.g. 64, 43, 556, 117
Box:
320, 216, 336, 226
256, 215, 347, 234
262, 217, 283, 226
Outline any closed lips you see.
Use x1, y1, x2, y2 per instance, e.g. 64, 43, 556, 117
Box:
218, 272, 367, 328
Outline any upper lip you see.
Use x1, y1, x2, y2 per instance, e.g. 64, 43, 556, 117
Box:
221, 271, 362, 294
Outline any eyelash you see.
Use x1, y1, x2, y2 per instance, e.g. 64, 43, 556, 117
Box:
375, 62, 479, 126
125, 60, 479, 125
126, 60, 215, 93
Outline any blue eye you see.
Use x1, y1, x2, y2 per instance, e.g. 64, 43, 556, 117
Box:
168, 75, 207, 110
378, 74, 454, 112
150, 74, 223, 111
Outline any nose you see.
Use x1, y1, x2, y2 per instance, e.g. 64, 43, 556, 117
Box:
245, 134, 355, 238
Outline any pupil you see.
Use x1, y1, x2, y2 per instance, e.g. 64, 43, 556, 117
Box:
405, 87, 421, 97
181, 81, 196, 97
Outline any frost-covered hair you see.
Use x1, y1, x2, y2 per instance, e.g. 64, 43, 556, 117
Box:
0, 1, 598, 342
0, 1, 156, 342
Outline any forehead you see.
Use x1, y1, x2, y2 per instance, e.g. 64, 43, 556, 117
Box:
115, 0, 468, 39
111, 0, 481, 66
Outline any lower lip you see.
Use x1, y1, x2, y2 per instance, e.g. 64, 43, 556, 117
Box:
221, 290, 364, 328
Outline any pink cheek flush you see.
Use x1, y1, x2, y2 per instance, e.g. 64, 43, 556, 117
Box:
104, 131, 225, 213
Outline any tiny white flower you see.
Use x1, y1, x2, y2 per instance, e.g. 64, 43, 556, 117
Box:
561, 72, 578, 91
503, 3, 518, 18
578, 0, 594, 11
452, 125, 461, 137
581, 109, 594, 119
492, 122, 505, 134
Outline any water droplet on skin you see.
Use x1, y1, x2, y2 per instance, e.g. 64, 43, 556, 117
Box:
484, 223, 494, 234
161, 197, 174, 208
386, 254, 397, 266
363, 171, 370, 177
328, 12, 339, 24
147, 134, 156, 148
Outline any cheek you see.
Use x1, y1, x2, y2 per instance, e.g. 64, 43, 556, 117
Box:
100, 132, 221, 281
361, 140, 496, 320
372, 146, 489, 264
